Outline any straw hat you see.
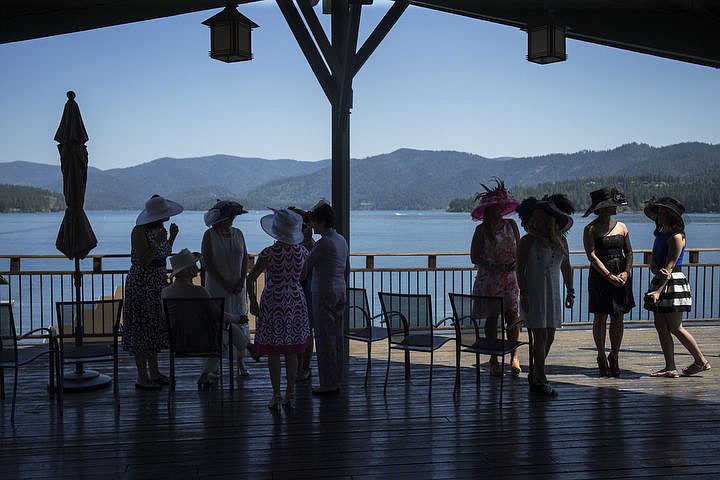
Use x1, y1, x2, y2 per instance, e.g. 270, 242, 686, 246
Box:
136, 194, 183, 226
644, 196, 685, 230
260, 208, 304, 245
582, 187, 628, 217
204, 200, 248, 227
169, 248, 201, 277
470, 178, 519, 221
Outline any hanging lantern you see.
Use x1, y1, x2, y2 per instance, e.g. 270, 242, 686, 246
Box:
202, 5, 259, 63
527, 13, 567, 64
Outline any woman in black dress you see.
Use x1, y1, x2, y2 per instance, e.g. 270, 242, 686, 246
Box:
582, 188, 634, 377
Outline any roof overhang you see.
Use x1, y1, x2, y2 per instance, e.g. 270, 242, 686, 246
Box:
1, 1, 719, 68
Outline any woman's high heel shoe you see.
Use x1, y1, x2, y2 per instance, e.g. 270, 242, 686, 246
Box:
597, 354, 610, 377
608, 351, 620, 378
267, 394, 282, 409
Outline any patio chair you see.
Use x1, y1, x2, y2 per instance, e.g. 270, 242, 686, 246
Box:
1, 302, 57, 425
377, 292, 452, 397
448, 293, 527, 405
163, 297, 224, 409
54, 299, 123, 416
345, 287, 388, 386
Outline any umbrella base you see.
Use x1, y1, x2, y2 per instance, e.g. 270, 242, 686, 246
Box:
62, 369, 112, 393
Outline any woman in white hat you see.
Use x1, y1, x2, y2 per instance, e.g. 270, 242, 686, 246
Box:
644, 197, 710, 377
201, 200, 251, 376
123, 194, 182, 390
516, 194, 575, 396
582, 187, 635, 378
247, 208, 311, 409
162, 248, 254, 388
469, 178, 522, 377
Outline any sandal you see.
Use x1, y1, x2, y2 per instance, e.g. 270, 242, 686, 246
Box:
681, 361, 711, 376
530, 382, 558, 396
268, 395, 282, 409
135, 380, 161, 390
296, 368, 311, 382
151, 374, 170, 385
650, 369, 680, 378
489, 361, 503, 377
238, 366, 250, 377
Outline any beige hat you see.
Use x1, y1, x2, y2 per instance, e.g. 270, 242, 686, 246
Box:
260, 208, 304, 245
136, 194, 183, 226
169, 248, 201, 277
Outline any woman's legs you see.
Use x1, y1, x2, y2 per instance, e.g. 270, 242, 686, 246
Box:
665, 312, 708, 367
284, 354, 298, 401
607, 313, 624, 376
134, 353, 149, 383
268, 354, 282, 394
485, 315, 502, 376
505, 311, 521, 373
653, 312, 676, 372
530, 328, 548, 385
592, 313, 610, 376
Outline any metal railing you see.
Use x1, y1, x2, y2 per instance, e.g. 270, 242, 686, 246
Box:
2, 249, 718, 336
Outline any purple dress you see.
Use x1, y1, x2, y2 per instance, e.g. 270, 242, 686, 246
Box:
254, 243, 311, 355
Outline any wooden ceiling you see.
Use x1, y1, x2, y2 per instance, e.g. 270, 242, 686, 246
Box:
2, 1, 719, 68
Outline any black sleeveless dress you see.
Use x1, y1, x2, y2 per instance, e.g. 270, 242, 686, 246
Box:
588, 234, 635, 315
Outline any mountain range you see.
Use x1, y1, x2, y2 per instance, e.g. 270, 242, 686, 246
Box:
1, 142, 718, 211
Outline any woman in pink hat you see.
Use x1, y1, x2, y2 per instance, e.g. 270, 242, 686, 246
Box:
469, 178, 522, 377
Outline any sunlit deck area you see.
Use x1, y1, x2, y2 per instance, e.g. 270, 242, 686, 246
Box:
2, 325, 719, 479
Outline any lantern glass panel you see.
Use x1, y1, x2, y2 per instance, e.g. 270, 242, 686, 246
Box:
212, 23, 231, 52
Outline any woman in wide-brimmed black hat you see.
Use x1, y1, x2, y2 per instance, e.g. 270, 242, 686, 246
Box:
643, 197, 710, 378
516, 194, 575, 396
582, 187, 635, 378
202, 200, 251, 377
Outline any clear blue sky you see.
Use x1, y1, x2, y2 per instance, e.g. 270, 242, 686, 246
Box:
0, 1, 718, 170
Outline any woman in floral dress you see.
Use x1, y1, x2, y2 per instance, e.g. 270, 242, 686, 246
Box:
123, 194, 182, 389
470, 179, 521, 376
248, 209, 311, 409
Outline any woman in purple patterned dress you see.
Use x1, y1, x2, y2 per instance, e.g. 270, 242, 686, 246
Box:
248, 209, 311, 409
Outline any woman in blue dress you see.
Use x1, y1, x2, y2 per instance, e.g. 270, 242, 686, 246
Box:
643, 197, 710, 377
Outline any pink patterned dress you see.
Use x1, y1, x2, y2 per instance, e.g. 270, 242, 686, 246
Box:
472, 220, 520, 317
254, 243, 311, 355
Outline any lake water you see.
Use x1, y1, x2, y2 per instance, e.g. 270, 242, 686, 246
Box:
1, 210, 719, 267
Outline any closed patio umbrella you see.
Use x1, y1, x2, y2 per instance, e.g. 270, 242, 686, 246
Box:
55, 91, 97, 260
54, 91, 107, 391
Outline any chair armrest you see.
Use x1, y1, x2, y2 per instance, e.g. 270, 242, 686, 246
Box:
505, 317, 523, 332
17, 327, 53, 342
379, 310, 409, 331
434, 316, 454, 328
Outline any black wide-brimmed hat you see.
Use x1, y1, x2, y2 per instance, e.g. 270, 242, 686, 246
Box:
644, 196, 685, 230
516, 194, 575, 233
582, 187, 628, 217
204, 200, 248, 227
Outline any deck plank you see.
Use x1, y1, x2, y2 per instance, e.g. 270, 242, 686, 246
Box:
1, 325, 718, 479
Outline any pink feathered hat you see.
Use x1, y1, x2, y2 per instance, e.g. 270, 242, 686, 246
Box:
470, 178, 519, 221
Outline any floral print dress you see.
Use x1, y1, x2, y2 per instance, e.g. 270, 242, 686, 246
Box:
122, 226, 171, 355
472, 219, 520, 317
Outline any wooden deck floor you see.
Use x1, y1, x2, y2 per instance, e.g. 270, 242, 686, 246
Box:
2, 325, 719, 479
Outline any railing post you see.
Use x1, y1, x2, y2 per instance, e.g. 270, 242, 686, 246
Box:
365, 255, 374, 269
10, 257, 20, 272
643, 252, 653, 265
428, 255, 436, 269
689, 250, 700, 264
93, 257, 102, 273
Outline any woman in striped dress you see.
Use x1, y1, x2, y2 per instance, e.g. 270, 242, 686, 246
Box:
643, 197, 710, 377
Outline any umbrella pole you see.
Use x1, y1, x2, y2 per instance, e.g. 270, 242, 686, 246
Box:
74, 257, 84, 376
62, 256, 111, 392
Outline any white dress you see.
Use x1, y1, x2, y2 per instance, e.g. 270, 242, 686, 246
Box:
203, 227, 248, 315
203, 227, 249, 360
522, 237, 563, 329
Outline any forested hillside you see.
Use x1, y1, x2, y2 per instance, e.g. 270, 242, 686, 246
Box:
0, 184, 64, 212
